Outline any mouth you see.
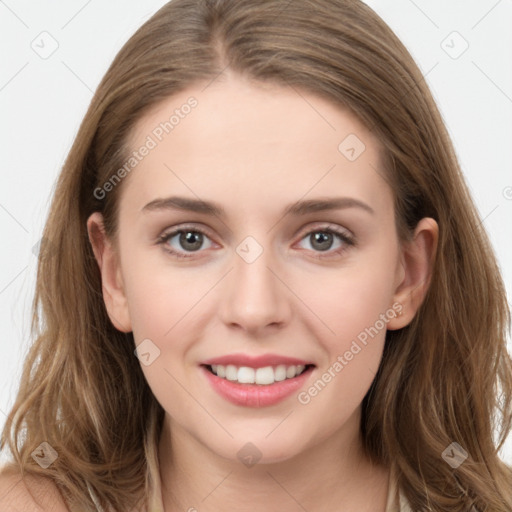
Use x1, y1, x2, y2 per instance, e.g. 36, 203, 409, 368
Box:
200, 363, 316, 407
199, 353, 317, 407
201, 363, 315, 385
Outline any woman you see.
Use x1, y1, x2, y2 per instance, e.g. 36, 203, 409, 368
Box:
1, 0, 511, 510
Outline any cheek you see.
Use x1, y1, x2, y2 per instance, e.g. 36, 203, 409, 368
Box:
296, 267, 395, 417
301, 248, 398, 349
121, 246, 198, 339
293, 249, 398, 415
121, 255, 202, 417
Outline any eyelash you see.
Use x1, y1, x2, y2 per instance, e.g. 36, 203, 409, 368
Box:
156, 224, 355, 260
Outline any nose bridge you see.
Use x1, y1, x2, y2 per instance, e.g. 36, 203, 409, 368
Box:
219, 233, 291, 332
235, 235, 276, 296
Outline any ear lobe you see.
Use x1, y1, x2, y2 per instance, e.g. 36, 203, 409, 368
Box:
386, 217, 438, 330
86, 212, 132, 333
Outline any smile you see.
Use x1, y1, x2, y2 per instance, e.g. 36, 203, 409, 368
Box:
200, 364, 316, 407
206, 364, 311, 385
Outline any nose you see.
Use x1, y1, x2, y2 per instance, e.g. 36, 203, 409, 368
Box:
218, 240, 292, 335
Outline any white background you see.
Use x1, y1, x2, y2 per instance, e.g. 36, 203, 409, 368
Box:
1, 0, 511, 466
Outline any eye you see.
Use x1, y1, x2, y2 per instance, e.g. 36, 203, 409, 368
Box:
157, 226, 214, 259
296, 225, 355, 258
156, 224, 355, 260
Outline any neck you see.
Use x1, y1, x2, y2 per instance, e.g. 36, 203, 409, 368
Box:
157, 408, 391, 512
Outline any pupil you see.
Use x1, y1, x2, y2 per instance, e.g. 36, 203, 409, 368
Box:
181, 231, 202, 251
312, 232, 332, 251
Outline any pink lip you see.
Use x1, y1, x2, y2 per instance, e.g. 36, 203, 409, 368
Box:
200, 365, 315, 407
201, 353, 314, 368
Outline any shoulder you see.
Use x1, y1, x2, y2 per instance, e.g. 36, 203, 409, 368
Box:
0, 465, 69, 511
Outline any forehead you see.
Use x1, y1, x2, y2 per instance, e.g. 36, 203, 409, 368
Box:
119, 75, 392, 220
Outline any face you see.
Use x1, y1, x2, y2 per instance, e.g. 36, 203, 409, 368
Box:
88, 73, 431, 466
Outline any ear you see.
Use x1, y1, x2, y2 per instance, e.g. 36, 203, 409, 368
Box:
86, 212, 132, 332
387, 217, 438, 330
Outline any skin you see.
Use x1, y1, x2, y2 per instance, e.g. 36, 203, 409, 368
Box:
88, 72, 438, 512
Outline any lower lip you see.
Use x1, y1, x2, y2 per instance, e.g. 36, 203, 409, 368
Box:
200, 365, 315, 407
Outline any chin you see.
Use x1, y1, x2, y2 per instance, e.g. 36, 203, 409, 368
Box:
219, 433, 306, 466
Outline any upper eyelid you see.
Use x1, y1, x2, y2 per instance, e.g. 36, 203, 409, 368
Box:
159, 223, 217, 243
160, 222, 353, 240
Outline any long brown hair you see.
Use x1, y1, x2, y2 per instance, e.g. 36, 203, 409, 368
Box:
1, 0, 511, 510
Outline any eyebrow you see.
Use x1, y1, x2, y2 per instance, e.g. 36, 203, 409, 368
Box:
142, 195, 375, 217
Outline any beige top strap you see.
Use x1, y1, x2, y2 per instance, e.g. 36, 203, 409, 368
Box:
385, 464, 414, 512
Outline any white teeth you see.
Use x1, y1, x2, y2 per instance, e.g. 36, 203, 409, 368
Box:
255, 366, 274, 385
238, 367, 255, 384
274, 365, 287, 381
286, 366, 296, 379
225, 364, 238, 381
208, 364, 309, 385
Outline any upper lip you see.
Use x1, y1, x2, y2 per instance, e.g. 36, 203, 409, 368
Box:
201, 353, 315, 368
